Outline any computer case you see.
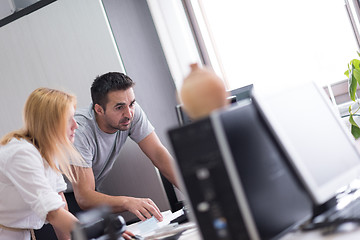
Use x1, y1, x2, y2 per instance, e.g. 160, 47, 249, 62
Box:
168, 101, 312, 240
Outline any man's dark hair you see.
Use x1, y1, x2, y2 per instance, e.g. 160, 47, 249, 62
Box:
91, 72, 135, 111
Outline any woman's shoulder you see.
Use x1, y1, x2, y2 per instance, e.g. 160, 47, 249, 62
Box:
8, 137, 33, 146
2, 138, 39, 155
0, 138, 41, 169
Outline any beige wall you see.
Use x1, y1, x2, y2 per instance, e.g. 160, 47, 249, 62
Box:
0, 0, 173, 223
0, 0, 124, 137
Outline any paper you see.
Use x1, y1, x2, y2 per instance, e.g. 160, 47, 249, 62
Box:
126, 209, 184, 237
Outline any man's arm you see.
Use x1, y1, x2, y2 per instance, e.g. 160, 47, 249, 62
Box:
138, 131, 179, 188
71, 166, 163, 221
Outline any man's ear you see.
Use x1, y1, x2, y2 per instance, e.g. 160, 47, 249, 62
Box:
94, 104, 104, 115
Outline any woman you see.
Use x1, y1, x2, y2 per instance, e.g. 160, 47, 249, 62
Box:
0, 87, 83, 240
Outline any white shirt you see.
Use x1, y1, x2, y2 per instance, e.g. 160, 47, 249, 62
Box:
0, 138, 66, 240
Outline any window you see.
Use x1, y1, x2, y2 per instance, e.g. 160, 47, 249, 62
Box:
186, 0, 359, 94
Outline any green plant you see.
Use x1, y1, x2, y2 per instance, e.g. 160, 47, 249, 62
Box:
345, 52, 360, 139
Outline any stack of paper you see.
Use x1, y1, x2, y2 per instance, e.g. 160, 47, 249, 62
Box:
126, 209, 184, 237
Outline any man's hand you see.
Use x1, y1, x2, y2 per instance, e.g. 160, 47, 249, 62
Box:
122, 230, 136, 240
123, 196, 163, 222
71, 166, 163, 222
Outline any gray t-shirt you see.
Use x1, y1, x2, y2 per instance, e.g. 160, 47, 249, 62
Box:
73, 102, 154, 189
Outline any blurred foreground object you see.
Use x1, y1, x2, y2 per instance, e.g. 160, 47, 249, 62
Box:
180, 63, 229, 120
72, 206, 126, 240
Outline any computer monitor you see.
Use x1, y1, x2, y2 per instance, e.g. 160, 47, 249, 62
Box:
168, 100, 313, 240
167, 85, 252, 211
175, 84, 253, 126
253, 81, 360, 206
164, 89, 243, 212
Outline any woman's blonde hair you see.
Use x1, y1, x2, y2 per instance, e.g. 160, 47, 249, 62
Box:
0, 87, 83, 182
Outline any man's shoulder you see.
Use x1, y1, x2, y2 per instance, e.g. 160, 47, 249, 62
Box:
133, 102, 150, 123
75, 106, 96, 125
75, 106, 97, 137
75, 105, 93, 120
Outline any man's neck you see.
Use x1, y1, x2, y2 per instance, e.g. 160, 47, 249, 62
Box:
94, 112, 117, 134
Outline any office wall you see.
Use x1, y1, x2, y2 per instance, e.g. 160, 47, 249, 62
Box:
0, 0, 124, 137
0, 0, 180, 223
99, 0, 181, 221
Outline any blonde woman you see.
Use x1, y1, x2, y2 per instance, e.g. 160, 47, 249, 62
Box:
0, 88, 83, 240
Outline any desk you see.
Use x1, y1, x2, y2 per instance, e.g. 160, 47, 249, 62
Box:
175, 227, 201, 240
149, 224, 360, 240
281, 228, 360, 240
127, 209, 360, 240
142, 223, 201, 240
129, 222, 360, 240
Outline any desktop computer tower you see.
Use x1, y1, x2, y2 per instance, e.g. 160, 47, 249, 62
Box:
168, 100, 313, 240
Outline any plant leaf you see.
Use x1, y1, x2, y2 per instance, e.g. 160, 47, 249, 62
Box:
353, 59, 360, 69
349, 114, 360, 139
354, 68, 360, 85
351, 125, 360, 139
349, 64, 357, 101
349, 113, 357, 126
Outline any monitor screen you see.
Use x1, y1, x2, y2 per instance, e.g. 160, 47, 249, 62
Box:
253, 81, 360, 205
175, 84, 253, 126
213, 100, 313, 239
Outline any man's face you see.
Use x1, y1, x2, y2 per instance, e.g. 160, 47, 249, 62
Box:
98, 88, 136, 133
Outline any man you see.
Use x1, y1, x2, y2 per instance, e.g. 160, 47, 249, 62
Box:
70, 72, 178, 222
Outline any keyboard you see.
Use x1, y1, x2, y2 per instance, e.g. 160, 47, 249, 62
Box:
328, 197, 360, 221
302, 190, 360, 232
170, 212, 188, 224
